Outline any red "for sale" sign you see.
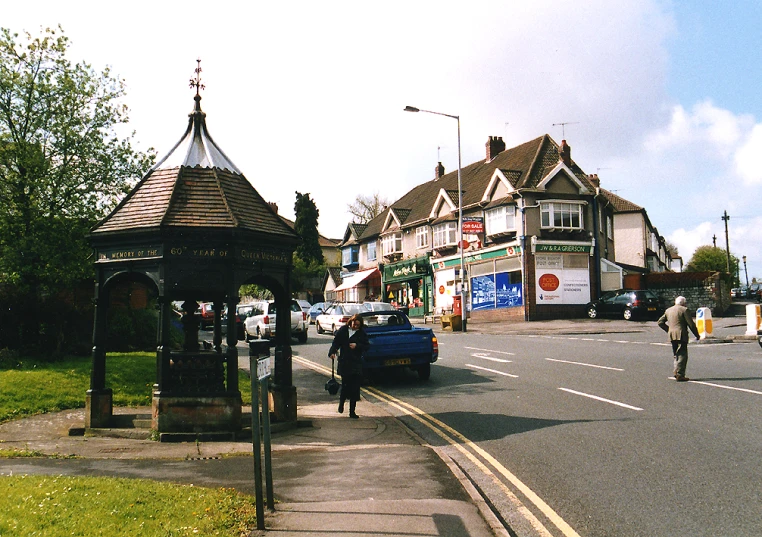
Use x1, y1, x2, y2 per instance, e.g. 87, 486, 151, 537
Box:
462, 217, 484, 234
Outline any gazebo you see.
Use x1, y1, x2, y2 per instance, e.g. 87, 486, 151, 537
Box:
87, 66, 301, 436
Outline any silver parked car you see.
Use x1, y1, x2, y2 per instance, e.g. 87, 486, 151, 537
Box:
315, 303, 365, 334
242, 299, 308, 343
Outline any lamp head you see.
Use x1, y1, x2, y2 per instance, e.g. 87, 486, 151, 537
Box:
404, 106, 420, 112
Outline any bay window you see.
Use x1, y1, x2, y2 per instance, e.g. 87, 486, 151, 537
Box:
381, 233, 402, 256
540, 202, 584, 230
433, 222, 458, 248
485, 205, 516, 235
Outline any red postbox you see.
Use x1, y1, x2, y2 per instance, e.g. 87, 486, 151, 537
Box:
452, 295, 462, 316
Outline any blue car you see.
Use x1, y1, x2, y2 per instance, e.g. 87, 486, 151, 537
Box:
308, 302, 331, 325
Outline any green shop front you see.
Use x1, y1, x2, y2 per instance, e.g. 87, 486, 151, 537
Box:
382, 256, 432, 318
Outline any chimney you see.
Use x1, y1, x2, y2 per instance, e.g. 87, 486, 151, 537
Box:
435, 161, 445, 179
486, 136, 506, 161
268, 202, 278, 214
588, 174, 600, 188
559, 140, 571, 167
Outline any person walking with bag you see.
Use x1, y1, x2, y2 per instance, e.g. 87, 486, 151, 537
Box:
329, 314, 369, 418
657, 296, 700, 381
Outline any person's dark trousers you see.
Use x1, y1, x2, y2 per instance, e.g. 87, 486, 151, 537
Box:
671, 339, 689, 377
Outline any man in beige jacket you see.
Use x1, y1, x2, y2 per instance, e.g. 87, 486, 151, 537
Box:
657, 296, 700, 381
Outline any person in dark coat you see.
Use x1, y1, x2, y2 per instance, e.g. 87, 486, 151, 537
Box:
328, 314, 370, 418
657, 296, 700, 381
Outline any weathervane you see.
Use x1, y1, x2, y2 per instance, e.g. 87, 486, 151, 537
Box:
189, 59, 205, 96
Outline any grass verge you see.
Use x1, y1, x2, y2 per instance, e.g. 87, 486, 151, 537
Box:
0, 353, 253, 424
0, 474, 257, 536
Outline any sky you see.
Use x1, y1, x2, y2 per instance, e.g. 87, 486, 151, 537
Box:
5, 0, 762, 281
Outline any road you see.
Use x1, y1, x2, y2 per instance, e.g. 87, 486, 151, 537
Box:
299, 322, 762, 537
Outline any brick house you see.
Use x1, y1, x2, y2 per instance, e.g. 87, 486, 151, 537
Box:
336, 135, 618, 321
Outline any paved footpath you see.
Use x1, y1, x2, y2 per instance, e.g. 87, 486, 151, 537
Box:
0, 365, 505, 537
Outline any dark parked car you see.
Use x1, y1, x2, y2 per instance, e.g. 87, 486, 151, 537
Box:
586, 290, 663, 321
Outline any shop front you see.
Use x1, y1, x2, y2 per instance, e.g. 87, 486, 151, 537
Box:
432, 244, 523, 316
382, 256, 431, 318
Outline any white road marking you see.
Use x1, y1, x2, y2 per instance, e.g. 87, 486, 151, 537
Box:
465, 346, 515, 355
471, 352, 512, 363
668, 378, 762, 395
558, 388, 643, 411
467, 364, 519, 378
546, 358, 624, 371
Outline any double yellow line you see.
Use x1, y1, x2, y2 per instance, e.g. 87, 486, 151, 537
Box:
293, 355, 581, 537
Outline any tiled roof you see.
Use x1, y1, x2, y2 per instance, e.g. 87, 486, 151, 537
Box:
92, 166, 297, 238
359, 134, 593, 241
92, 96, 298, 240
600, 188, 643, 213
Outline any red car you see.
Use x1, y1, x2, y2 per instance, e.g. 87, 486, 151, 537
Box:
198, 302, 216, 329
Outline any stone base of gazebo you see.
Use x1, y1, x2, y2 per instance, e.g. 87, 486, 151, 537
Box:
85, 388, 113, 429
151, 394, 242, 433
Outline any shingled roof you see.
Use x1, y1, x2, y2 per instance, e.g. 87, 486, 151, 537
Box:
360, 134, 594, 240
91, 94, 297, 240
599, 188, 644, 213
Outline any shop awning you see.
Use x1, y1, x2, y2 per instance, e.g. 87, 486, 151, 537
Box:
334, 268, 379, 292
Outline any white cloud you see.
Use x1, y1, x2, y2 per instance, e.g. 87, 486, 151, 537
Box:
734, 124, 762, 185
644, 100, 751, 157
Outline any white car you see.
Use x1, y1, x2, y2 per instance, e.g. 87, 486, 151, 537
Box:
362, 302, 396, 312
315, 303, 365, 334
242, 299, 308, 343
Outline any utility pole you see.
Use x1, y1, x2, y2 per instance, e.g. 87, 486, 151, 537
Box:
722, 211, 731, 273
712, 234, 717, 248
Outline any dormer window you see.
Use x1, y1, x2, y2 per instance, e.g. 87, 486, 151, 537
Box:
433, 222, 457, 248
540, 202, 584, 230
382, 233, 402, 256
485, 206, 516, 235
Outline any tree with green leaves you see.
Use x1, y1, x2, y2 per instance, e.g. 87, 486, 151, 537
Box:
0, 26, 154, 351
294, 191, 323, 265
684, 245, 738, 276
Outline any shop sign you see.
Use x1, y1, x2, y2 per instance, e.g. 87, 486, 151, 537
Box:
435, 246, 521, 269
535, 243, 592, 254
384, 257, 429, 282
462, 217, 484, 234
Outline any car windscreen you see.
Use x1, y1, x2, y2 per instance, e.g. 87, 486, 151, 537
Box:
342, 304, 365, 315
362, 312, 406, 328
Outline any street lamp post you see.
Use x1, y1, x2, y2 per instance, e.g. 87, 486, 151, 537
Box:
743, 255, 749, 288
404, 105, 466, 332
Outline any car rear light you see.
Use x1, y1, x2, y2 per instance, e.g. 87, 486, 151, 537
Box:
263, 315, 269, 324
432, 336, 438, 359
303, 312, 307, 321
339, 316, 349, 323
